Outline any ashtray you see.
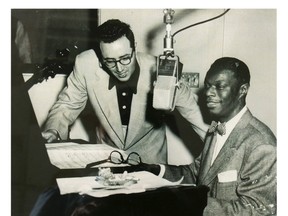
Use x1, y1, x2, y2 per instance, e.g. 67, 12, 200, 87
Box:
95, 168, 139, 188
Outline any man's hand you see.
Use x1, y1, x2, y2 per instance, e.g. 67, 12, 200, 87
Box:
111, 163, 161, 175
42, 129, 59, 143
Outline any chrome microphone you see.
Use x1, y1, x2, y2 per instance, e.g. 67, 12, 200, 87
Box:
153, 9, 182, 111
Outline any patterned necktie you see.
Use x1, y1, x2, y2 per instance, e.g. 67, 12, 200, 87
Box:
208, 121, 226, 136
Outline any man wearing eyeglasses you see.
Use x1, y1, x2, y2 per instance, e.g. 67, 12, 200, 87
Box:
42, 19, 208, 164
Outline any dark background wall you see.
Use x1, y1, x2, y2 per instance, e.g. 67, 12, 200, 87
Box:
12, 9, 98, 64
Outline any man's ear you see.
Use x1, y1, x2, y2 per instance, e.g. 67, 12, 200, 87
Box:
239, 83, 249, 98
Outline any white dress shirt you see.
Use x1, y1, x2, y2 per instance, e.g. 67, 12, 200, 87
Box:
210, 106, 247, 165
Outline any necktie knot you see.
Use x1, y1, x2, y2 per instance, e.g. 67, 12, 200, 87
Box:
208, 121, 226, 135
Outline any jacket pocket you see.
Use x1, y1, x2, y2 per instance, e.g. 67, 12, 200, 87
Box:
216, 181, 238, 200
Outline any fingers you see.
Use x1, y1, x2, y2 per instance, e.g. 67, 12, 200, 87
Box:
42, 131, 58, 143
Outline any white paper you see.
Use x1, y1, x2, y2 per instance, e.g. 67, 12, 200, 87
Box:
45, 142, 127, 169
56, 171, 187, 197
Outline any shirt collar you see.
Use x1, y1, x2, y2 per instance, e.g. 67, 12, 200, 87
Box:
108, 61, 140, 94
223, 106, 248, 136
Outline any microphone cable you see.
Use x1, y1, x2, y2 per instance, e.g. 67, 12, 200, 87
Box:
172, 9, 230, 38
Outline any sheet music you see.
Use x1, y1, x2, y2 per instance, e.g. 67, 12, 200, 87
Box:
45, 142, 127, 169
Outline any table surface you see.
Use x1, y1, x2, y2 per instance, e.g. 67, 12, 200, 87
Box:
31, 168, 209, 216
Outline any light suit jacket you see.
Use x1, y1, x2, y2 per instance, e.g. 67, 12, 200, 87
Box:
44, 50, 208, 164
163, 110, 276, 215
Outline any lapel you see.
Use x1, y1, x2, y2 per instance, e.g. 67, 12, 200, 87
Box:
91, 67, 125, 147
124, 61, 151, 148
198, 110, 253, 185
198, 134, 215, 181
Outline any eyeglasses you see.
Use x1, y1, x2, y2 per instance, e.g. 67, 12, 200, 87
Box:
85, 150, 141, 168
102, 50, 134, 68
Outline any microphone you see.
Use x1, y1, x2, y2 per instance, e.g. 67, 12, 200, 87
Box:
153, 9, 182, 111
153, 54, 182, 111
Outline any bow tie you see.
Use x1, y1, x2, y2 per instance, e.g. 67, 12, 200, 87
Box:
208, 121, 226, 136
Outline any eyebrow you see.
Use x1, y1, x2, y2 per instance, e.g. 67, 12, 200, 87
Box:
204, 78, 227, 85
103, 53, 131, 61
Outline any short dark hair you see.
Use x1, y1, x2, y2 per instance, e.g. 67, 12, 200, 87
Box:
94, 19, 135, 53
207, 57, 250, 85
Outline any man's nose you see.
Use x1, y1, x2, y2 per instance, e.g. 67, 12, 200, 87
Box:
115, 62, 124, 72
206, 86, 216, 96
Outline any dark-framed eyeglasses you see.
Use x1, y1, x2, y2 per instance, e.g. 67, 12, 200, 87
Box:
102, 50, 134, 68
85, 150, 141, 168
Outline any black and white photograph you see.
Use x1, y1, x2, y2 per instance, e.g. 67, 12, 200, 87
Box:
3, 3, 287, 215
